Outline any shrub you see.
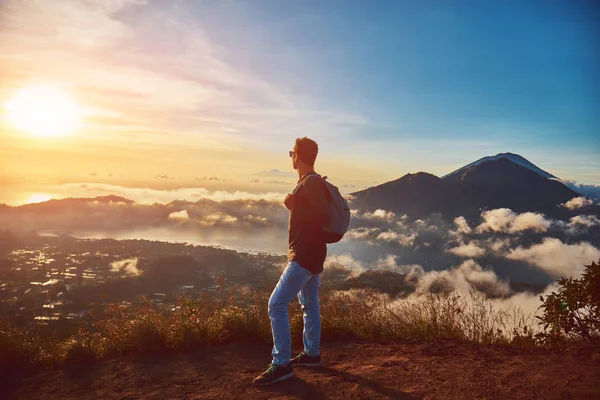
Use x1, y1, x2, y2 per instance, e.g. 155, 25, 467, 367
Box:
536, 259, 600, 343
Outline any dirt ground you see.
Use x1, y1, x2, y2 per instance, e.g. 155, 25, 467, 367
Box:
3, 340, 600, 400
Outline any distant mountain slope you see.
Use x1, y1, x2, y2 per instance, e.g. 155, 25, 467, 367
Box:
443, 152, 559, 180
350, 155, 579, 219
444, 157, 578, 215
350, 172, 468, 219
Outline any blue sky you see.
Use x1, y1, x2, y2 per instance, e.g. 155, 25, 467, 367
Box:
186, 0, 600, 177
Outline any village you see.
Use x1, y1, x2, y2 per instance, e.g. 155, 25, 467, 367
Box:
0, 233, 287, 330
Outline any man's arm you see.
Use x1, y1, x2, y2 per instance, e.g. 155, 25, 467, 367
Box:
303, 176, 330, 225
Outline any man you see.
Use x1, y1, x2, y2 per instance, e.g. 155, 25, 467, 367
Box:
253, 137, 330, 386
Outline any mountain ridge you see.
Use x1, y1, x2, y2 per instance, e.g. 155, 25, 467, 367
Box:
350, 154, 580, 219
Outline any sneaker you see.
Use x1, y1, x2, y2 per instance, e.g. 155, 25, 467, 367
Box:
290, 351, 322, 367
252, 363, 295, 386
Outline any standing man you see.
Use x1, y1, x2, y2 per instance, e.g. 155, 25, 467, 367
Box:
253, 137, 329, 386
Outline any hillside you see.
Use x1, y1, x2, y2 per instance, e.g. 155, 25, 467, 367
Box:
444, 157, 578, 215
3, 341, 599, 400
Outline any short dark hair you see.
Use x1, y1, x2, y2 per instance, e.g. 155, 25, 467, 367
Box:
294, 137, 318, 166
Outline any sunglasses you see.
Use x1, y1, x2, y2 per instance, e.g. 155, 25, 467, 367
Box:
289, 151, 296, 158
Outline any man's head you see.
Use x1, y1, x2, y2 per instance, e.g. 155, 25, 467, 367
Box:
290, 137, 318, 171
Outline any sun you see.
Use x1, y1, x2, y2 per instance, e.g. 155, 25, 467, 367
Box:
5, 85, 82, 137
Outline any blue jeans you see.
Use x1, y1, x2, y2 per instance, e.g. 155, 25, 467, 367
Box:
268, 261, 321, 366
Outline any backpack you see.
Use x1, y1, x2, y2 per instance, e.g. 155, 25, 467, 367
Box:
293, 174, 351, 243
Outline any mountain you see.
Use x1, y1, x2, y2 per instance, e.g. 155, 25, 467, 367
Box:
348, 172, 468, 218
443, 152, 559, 180
350, 154, 580, 219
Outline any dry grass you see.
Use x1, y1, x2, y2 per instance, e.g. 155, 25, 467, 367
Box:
0, 287, 536, 374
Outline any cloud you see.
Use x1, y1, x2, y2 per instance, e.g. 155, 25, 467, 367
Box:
376, 231, 417, 247
343, 225, 419, 248
200, 212, 238, 226
415, 259, 511, 298
256, 169, 296, 177
0, 0, 370, 153
506, 238, 600, 278
344, 227, 380, 242
453, 216, 472, 234
244, 215, 268, 224
329, 254, 511, 299
563, 182, 600, 200
370, 254, 424, 278
0, 195, 289, 233
263, 180, 292, 185
155, 175, 175, 180
358, 209, 399, 224
250, 179, 294, 186
45, 183, 286, 204
477, 209, 551, 233
325, 253, 424, 281
325, 253, 366, 271
0, 0, 146, 51
562, 196, 594, 210
487, 238, 513, 254
366, 209, 397, 222
168, 210, 189, 221
447, 241, 486, 258
110, 257, 141, 277
511, 212, 552, 232
569, 215, 600, 227
195, 177, 222, 182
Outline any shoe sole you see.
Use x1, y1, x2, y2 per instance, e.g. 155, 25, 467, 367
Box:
291, 361, 323, 367
253, 371, 295, 386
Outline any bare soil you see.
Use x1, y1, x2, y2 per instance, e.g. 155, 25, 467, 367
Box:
3, 340, 600, 400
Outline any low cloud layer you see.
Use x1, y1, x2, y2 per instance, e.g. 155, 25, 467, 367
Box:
341, 206, 600, 284
453, 216, 472, 234
563, 182, 600, 200
476, 209, 551, 233
44, 183, 287, 204
507, 238, 600, 278
110, 258, 141, 277
256, 169, 296, 177
326, 254, 511, 299
168, 210, 190, 221
415, 259, 511, 298
569, 215, 600, 227
0, 196, 289, 234
562, 196, 595, 210
447, 242, 486, 258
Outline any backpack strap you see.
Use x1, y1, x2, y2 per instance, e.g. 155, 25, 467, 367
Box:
292, 173, 321, 195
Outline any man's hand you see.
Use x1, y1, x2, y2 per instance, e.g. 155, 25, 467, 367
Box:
284, 194, 297, 210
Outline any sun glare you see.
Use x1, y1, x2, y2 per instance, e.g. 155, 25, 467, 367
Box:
25, 193, 52, 204
5, 85, 82, 137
